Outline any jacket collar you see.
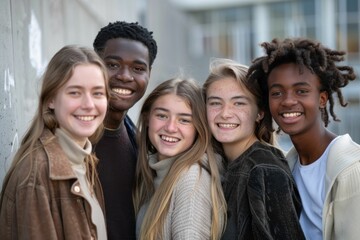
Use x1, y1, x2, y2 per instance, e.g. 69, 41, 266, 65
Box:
287, 134, 360, 187
325, 134, 360, 188
40, 128, 77, 180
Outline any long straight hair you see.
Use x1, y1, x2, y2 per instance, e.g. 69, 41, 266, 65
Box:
133, 77, 226, 240
0, 45, 110, 204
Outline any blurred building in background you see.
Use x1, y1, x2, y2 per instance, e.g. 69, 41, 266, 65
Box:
1, 0, 360, 185
169, 0, 360, 150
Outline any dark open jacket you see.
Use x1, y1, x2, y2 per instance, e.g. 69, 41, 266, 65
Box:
0, 128, 105, 240
221, 141, 305, 240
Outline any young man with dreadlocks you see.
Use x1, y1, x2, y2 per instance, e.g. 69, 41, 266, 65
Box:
93, 21, 157, 240
247, 37, 360, 240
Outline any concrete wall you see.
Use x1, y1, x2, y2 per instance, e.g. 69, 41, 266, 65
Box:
0, 0, 140, 186
0, 0, 197, 186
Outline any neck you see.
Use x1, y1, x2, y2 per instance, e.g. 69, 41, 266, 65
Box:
291, 129, 336, 165
104, 110, 127, 130
223, 135, 258, 161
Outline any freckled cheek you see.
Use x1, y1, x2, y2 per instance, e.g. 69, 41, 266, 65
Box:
187, 127, 197, 144
207, 108, 220, 119
238, 109, 256, 121
148, 118, 164, 133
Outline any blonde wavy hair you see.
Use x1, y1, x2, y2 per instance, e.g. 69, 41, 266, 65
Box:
203, 58, 275, 148
133, 77, 226, 240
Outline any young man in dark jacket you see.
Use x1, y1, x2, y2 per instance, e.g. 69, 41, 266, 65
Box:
93, 21, 157, 240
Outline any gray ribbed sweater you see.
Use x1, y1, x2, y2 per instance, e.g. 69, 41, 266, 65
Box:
136, 154, 212, 239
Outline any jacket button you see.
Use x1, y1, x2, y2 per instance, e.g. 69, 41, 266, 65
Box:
74, 186, 81, 193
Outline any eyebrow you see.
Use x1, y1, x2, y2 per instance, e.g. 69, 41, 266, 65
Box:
153, 107, 192, 117
103, 55, 148, 67
269, 82, 311, 89
66, 85, 105, 90
207, 95, 251, 101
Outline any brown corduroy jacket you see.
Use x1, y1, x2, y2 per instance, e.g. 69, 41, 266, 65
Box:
0, 128, 105, 240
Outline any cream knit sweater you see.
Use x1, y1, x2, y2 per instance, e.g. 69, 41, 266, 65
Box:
136, 154, 212, 239
55, 128, 107, 240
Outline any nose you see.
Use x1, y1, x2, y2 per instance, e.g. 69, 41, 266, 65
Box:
281, 92, 297, 106
164, 118, 178, 133
115, 66, 134, 82
82, 93, 95, 109
220, 103, 233, 119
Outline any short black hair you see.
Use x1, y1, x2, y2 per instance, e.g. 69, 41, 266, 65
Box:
247, 37, 356, 127
93, 21, 158, 67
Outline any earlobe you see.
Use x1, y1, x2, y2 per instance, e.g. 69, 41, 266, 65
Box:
256, 111, 265, 122
48, 100, 55, 109
319, 91, 328, 108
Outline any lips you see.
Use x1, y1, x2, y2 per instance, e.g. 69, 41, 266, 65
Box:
217, 123, 239, 129
76, 115, 96, 121
277, 111, 303, 125
281, 112, 302, 118
112, 88, 133, 95
160, 135, 180, 143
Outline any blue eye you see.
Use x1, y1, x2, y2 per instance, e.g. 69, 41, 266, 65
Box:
179, 118, 192, 124
94, 91, 105, 97
69, 91, 80, 96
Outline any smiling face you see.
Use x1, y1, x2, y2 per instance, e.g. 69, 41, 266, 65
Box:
148, 93, 197, 161
267, 63, 328, 137
206, 77, 261, 155
101, 38, 150, 127
49, 64, 107, 146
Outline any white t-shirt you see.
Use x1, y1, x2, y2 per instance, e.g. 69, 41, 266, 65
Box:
292, 137, 339, 240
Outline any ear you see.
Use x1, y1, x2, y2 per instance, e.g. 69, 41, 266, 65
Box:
256, 111, 264, 123
319, 90, 328, 108
48, 99, 55, 109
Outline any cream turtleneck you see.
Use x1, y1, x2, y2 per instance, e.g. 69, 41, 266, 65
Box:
55, 128, 107, 240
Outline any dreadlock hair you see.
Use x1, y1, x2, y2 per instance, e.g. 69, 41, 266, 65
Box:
93, 21, 158, 67
247, 37, 356, 127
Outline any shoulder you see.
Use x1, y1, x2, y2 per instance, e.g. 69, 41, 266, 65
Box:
247, 144, 294, 185
333, 162, 360, 200
246, 142, 289, 171
327, 134, 360, 179
248, 142, 285, 160
3, 145, 50, 197
173, 163, 211, 197
178, 164, 211, 186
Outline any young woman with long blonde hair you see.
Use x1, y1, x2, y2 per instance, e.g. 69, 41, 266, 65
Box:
133, 77, 226, 240
0, 45, 110, 240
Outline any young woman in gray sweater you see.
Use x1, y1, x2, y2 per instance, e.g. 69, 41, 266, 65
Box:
133, 77, 227, 240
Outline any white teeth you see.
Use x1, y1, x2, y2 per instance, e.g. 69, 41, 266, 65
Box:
161, 135, 179, 142
283, 112, 302, 118
112, 88, 132, 95
77, 116, 95, 121
218, 123, 238, 129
